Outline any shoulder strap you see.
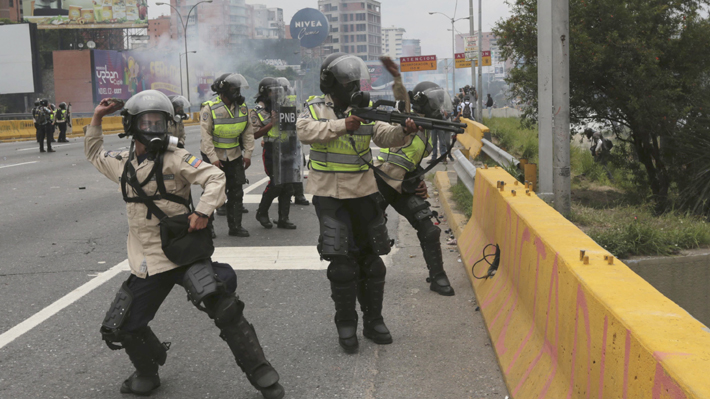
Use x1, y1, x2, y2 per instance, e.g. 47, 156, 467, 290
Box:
121, 159, 169, 221
154, 153, 192, 211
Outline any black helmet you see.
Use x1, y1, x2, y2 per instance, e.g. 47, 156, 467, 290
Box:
59, 102, 67, 109
50, 104, 56, 110
168, 95, 190, 120
214, 73, 248, 104
409, 81, 453, 119
121, 90, 177, 154
40, 99, 48, 106
319, 53, 370, 106
34, 100, 40, 107
257, 77, 286, 104
211, 73, 231, 94
584, 128, 595, 139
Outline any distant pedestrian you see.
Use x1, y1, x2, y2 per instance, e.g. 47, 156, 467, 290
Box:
36, 99, 54, 153
457, 96, 474, 121
486, 94, 494, 119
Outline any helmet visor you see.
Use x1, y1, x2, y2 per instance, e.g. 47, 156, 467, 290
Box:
417, 88, 453, 113
136, 112, 169, 134
327, 55, 371, 85
267, 86, 286, 105
223, 74, 250, 90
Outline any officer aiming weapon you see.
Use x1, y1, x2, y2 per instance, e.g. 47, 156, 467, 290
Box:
348, 95, 466, 134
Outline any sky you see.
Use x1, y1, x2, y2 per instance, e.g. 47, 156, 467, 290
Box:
148, 0, 513, 59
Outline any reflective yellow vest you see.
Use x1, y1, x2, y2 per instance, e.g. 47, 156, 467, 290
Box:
377, 130, 433, 172
256, 107, 288, 142
56, 109, 67, 123
306, 95, 375, 173
204, 98, 248, 149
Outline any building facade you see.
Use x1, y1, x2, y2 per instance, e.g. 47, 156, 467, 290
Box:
381, 26, 405, 58
169, 0, 249, 50
246, 4, 285, 39
0, 0, 21, 21
148, 16, 174, 49
401, 38, 421, 57
318, 0, 382, 61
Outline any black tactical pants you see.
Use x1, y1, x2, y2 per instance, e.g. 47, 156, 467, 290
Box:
37, 123, 53, 149
57, 122, 67, 141
202, 153, 246, 230
259, 142, 293, 218
120, 262, 237, 332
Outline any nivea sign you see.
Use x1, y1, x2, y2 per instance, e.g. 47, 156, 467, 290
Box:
290, 8, 329, 49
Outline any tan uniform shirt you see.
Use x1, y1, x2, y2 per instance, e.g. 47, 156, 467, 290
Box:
296, 94, 412, 199
249, 101, 271, 136
374, 75, 412, 193
200, 100, 255, 164
85, 125, 227, 278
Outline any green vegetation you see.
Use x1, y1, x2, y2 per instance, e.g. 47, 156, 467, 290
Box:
450, 181, 473, 221
481, 116, 710, 258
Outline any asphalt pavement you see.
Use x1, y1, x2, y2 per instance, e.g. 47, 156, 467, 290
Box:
0, 125, 508, 399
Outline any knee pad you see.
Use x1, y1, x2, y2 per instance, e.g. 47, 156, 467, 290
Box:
212, 293, 245, 328
417, 220, 441, 244
327, 257, 358, 283
367, 212, 392, 256
406, 195, 433, 222
183, 259, 223, 311
319, 216, 349, 259
100, 281, 133, 350
361, 255, 386, 279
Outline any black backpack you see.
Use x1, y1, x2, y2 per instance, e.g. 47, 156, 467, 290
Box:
462, 102, 472, 119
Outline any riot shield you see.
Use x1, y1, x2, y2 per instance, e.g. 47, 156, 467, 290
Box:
271, 89, 303, 185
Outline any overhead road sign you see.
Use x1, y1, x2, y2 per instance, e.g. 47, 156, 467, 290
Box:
400, 55, 437, 72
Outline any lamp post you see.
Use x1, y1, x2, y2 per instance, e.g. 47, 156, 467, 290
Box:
156, 0, 212, 104
179, 51, 197, 96
429, 12, 470, 96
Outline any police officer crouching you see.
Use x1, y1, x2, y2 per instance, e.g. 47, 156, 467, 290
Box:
297, 53, 422, 353
251, 77, 296, 230
375, 81, 455, 296
200, 73, 255, 237
86, 91, 284, 398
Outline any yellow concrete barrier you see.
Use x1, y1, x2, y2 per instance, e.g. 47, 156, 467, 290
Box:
457, 117, 486, 159
457, 167, 710, 398
0, 116, 126, 142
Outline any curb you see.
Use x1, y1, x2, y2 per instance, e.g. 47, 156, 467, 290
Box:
0, 122, 199, 144
433, 171, 468, 239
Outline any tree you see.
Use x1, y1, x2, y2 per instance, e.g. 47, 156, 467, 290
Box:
494, 0, 710, 211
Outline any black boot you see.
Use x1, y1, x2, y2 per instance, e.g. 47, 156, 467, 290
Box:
216, 203, 227, 216
276, 199, 296, 230
419, 233, 455, 296
241, 205, 249, 214
219, 310, 284, 399
330, 280, 359, 353
227, 201, 249, 237
293, 183, 310, 206
39, 143, 45, 153
118, 327, 168, 396
357, 275, 392, 344
256, 198, 273, 229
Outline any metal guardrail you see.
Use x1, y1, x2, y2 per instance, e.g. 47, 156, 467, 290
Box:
453, 137, 520, 195
481, 138, 519, 169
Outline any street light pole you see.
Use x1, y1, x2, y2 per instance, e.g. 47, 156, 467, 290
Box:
179, 51, 196, 96
477, 0, 483, 121
156, 0, 212, 104
469, 0, 475, 110
429, 12, 470, 96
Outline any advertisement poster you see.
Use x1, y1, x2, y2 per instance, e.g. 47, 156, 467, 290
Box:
23, 0, 148, 29
92, 49, 180, 103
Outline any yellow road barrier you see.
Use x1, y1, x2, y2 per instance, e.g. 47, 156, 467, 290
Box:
454, 167, 710, 398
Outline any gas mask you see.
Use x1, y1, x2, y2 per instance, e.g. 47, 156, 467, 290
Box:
225, 86, 245, 105
131, 112, 178, 156
333, 81, 365, 108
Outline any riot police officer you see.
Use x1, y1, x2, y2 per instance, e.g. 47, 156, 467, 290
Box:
168, 95, 190, 147
56, 102, 70, 142
200, 73, 255, 237
36, 99, 54, 153
276, 77, 310, 206
296, 53, 422, 353
251, 77, 296, 230
87, 91, 284, 399
375, 81, 456, 296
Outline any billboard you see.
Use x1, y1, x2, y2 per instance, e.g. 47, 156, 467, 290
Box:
361, 62, 395, 92
0, 24, 41, 94
401, 55, 437, 73
289, 8, 329, 49
23, 0, 148, 29
91, 49, 180, 103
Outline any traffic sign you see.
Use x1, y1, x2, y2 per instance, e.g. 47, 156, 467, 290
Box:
400, 55, 437, 72
456, 51, 492, 68
464, 36, 478, 61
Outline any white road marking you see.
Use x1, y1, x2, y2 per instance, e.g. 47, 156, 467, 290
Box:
0, 161, 39, 169
242, 194, 313, 203
0, 260, 130, 351
16, 144, 71, 152
0, 245, 396, 349
243, 176, 270, 194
